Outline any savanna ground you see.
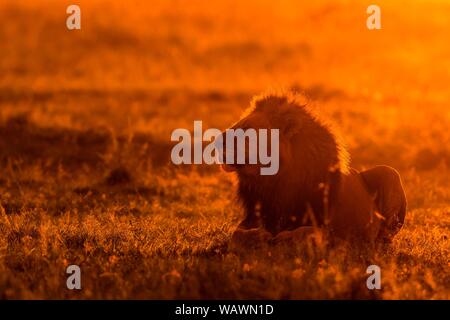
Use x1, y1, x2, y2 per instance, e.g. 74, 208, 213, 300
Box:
0, 0, 449, 299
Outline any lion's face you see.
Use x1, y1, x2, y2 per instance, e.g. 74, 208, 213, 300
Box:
219, 106, 288, 177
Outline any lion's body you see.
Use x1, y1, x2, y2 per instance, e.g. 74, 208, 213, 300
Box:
226, 92, 407, 243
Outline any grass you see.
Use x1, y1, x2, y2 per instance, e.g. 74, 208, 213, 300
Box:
0, 0, 449, 299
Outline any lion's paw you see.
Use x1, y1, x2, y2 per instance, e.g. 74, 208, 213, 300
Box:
271, 227, 326, 248
229, 227, 273, 251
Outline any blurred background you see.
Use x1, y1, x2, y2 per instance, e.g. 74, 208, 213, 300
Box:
0, 0, 448, 299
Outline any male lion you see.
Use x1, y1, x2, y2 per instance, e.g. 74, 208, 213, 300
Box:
221, 92, 407, 245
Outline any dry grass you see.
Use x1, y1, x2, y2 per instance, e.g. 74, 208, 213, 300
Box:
0, 0, 449, 299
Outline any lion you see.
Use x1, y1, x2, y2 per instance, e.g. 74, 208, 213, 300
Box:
220, 92, 407, 246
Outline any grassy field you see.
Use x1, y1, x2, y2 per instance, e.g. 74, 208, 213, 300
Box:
0, 0, 449, 299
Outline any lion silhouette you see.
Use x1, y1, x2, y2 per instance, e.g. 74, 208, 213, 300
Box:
221, 92, 407, 245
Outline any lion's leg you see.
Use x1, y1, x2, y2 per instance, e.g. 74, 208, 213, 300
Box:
238, 214, 260, 229
260, 205, 282, 236
238, 198, 261, 229
229, 227, 273, 251
272, 226, 326, 245
360, 165, 407, 242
